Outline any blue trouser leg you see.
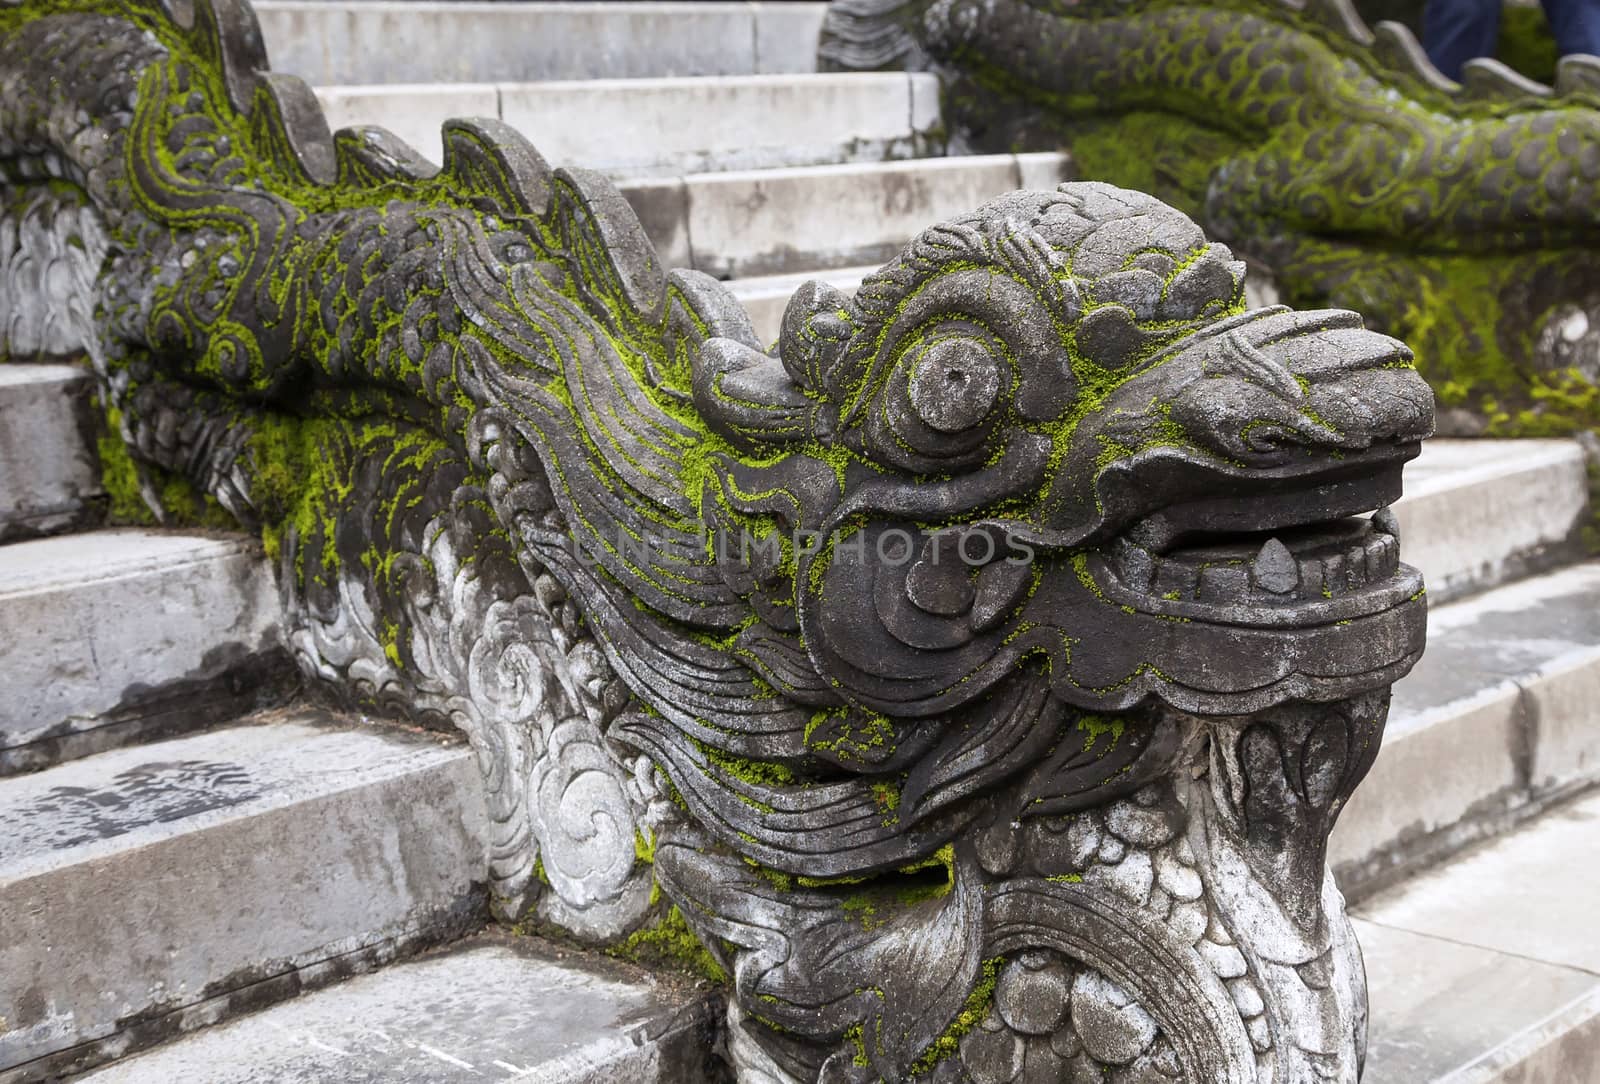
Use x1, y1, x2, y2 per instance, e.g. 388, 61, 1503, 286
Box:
1422, 0, 1503, 79
1542, 0, 1600, 59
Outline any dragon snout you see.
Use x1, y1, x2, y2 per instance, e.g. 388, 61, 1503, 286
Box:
1161, 307, 1435, 462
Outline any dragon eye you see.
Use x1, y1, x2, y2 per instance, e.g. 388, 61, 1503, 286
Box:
908, 339, 1001, 433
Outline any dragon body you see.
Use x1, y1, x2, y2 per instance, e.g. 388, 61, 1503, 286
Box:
1, 0, 1433, 1079
822, 0, 1600, 436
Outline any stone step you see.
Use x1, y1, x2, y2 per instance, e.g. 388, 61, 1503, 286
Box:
0, 709, 487, 1083
69, 932, 724, 1084
1357, 787, 1600, 1082
622, 152, 1076, 279
315, 72, 942, 178
1394, 437, 1588, 603
1331, 560, 1600, 899
257, 1, 827, 87
0, 529, 290, 775
0, 364, 101, 541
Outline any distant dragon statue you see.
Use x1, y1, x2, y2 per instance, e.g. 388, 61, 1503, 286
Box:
0, 0, 1433, 1079
821, 0, 1600, 437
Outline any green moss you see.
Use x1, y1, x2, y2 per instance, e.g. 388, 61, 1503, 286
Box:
608, 905, 727, 985
1076, 713, 1126, 752
96, 409, 157, 524
843, 1023, 870, 1068
701, 745, 796, 789
96, 405, 234, 528
908, 956, 1004, 1075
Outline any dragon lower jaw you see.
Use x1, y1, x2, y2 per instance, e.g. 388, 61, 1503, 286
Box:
1030, 466, 1427, 715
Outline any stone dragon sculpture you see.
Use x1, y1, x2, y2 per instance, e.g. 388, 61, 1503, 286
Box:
821, 0, 1600, 438
0, 0, 1434, 1078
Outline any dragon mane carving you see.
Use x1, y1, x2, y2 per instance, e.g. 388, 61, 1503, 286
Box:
0, 0, 1433, 1079
820, 0, 1600, 438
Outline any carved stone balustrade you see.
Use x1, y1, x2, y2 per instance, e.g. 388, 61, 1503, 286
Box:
0, 0, 1433, 1078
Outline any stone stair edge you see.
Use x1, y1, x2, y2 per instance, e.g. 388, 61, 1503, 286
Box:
256, 0, 822, 10
1332, 561, 1600, 901
0, 708, 489, 1081
1435, 985, 1600, 1084
0, 362, 102, 543
312, 70, 942, 180
0, 528, 265, 598
0, 527, 288, 773
0, 709, 474, 879
313, 70, 930, 94
622, 151, 1075, 278
1392, 437, 1588, 604
1401, 436, 1586, 497
64, 931, 728, 1084
1355, 787, 1600, 1082
256, 1, 829, 87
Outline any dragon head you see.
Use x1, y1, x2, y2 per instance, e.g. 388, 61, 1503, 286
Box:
687, 182, 1430, 757
636, 182, 1433, 1081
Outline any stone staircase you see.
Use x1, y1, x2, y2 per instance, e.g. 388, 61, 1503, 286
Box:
2, 2, 1599, 1080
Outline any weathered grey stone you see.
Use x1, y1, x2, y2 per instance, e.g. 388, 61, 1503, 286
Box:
1356, 789, 1600, 1081
256, 2, 825, 86
72, 934, 723, 1084
1360, 919, 1600, 1083
1392, 438, 1587, 602
0, 711, 488, 1078
0, 530, 285, 771
995, 954, 1072, 1037
0, 191, 107, 360
662, 153, 1074, 277
1332, 562, 1600, 896
0, 364, 100, 541
817, 0, 1600, 436
314, 74, 942, 179
500, 73, 941, 179
1070, 971, 1158, 1066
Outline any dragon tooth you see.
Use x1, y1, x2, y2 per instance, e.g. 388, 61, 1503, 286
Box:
1153, 559, 1198, 602
1372, 505, 1400, 542
1114, 537, 1156, 591
1343, 543, 1370, 589
1251, 538, 1298, 595
1364, 536, 1389, 574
